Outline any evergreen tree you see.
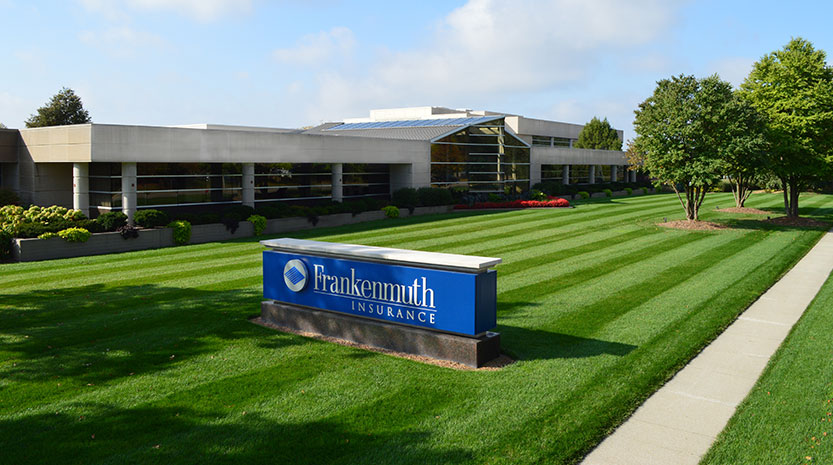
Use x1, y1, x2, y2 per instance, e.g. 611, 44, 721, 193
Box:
25, 87, 92, 128
574, 117, 622, 150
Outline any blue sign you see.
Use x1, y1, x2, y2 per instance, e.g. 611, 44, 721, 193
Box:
263, 250, 497, 336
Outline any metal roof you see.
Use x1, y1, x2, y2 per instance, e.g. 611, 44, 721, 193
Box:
303, 126, 460, 141
322, 115, 502, 131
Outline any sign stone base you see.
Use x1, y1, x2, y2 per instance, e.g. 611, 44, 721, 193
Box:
261, 301, 501, 368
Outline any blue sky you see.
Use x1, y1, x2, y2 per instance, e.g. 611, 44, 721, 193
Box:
1, 0, 832, 140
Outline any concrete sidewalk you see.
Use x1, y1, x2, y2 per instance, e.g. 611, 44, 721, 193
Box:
581, 229, 833, 465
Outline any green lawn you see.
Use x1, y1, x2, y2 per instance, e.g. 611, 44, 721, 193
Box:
701, 268, 833, 465
1, 192, 832, 464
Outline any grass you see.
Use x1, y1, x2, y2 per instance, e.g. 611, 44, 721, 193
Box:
1, 192, 832, 464
701, 269, 833, 465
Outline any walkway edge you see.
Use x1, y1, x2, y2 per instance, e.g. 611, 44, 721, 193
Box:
581, 228, 833, 465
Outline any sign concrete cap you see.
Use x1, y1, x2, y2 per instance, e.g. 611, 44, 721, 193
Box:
261, 238, 501, 273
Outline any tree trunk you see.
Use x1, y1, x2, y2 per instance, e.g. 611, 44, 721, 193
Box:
781, 176, 789, 216
788, 178, 800, 217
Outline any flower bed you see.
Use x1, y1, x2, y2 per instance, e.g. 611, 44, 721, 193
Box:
455, 198, 570, 209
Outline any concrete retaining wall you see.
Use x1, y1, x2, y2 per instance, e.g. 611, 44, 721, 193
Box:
12, 228, 174, 262
10, 205, 453, 262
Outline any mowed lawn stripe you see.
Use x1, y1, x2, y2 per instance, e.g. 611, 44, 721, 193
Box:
2, 192, 832, 465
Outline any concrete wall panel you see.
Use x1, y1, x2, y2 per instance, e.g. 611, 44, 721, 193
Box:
532, 146, 627, 165
88, 124, 428, 165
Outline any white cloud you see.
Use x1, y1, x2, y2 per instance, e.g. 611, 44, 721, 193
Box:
273, 27, 356, 67
298, 0, 681, 122
79, 0, 251, 22
78, 26, 166, 56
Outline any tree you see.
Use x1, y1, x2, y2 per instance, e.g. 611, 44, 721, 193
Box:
719, 96, 768, 208
25, 87, 92, 128
0, 123, 7, 129
573, 117, 622, 150
634, 74, 735, 221
739, 38, 833, 217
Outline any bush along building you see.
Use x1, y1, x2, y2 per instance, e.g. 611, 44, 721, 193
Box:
0, 106, 637, 222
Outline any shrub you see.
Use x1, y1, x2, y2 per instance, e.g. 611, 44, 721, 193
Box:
74, 219, 104, 233
714, 179, 734, 193
58, 227, 91, 243
529, 189, 547, 201
417, 187, 453, 206
96, 212, 127, 231
488, 193, 502, 202
0, 230, 12, 259
223, 205, 256, 220
454, 198, 570, 209
625, 187, 633, 195
168, 220, 191, 245
346, 199, 368, 216
247, 214, 267, 235
0, 188, 20, 206
256, 203, 292, 219
117, 225, 139, 239
37, 232, 59, 239
577, 191, 590, 199
392, 188, 419, 208
14, 222, 51, 238
197, 213, 220, 225
134, 209, 169, 228
382, 205, 400, 219
603, 188, 613, 197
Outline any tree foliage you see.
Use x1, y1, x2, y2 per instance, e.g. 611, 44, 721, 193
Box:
574, 117, 622, 150
634, 74, 736, 220
25, 87, 92, 128
739, 38, 833, 217
718, 96, 768, 207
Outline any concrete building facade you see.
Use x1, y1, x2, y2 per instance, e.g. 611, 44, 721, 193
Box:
0, 107, 632, 221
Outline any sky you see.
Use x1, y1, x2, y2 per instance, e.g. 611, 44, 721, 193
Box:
1, 0, 832, 140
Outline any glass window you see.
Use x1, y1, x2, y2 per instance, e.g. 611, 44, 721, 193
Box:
532, 136, 552, 147
570, 165, 590, 184
541, 164, 564, 182
430, 118, 530, 193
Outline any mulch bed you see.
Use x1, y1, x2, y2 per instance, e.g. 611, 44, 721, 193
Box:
657, 220, 727, 231
250, 316, 515, 371
764, 216, 830, 228
715, 207, 771, 215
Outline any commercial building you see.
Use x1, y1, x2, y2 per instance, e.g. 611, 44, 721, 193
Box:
0, 106, 631, 220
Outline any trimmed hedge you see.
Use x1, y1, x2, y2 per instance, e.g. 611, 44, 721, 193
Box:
58, 227, 91, 243
134, 209, 169, 228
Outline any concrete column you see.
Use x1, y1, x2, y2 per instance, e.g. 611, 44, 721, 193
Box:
589, 165, 596, 184
331, 163, 343, 202
611, 165, 618, 182
562, 165, 570, 185
72, 162, 90, 216
121, 162, 137, 225
530, 153, 542, 187
242, 163, 255, 208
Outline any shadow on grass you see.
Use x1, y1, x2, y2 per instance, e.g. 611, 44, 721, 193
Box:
498, 321, 636, 361
0, 283, 295, 387
224, 209, 508, 244
0, 404, 472, 464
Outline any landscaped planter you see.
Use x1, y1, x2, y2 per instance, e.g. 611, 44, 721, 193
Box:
190, 222, 255, 245
12, 228, 174, 262
402, 205, 454, 217
8, 205, 458, 262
